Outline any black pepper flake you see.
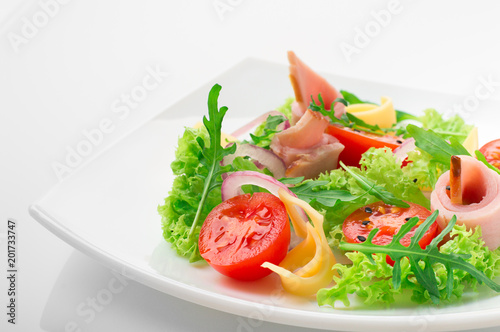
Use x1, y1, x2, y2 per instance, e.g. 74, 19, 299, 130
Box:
396, 140, 403, 144
405, 217, 411, 221
357, 235, 367, 242
413, 178, 418, 183
362, 220, 371, 226
354, 129, 361, 133
364, 207, 373, 213
446, 185, 451, 191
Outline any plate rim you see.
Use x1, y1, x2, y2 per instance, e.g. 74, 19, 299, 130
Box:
29, 57, 500, 332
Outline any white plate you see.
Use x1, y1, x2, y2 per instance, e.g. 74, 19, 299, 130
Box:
29, 58, 500, 332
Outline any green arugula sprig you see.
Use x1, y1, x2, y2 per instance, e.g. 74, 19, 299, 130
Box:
340, 211, 500, 303
408, 125, 500, 176
340, 161, 409, 208
284, 160, 411, 209
187, 84, 236, 261
248, 114, 286, 149
289, 180, 359, 207
406, 124, 470, 165
340, 89, 419, 123
475, 150, 500, 175
308, 94, 406, 136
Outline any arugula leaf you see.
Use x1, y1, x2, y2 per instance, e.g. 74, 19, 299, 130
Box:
309, 94, 402, 136
249, 114, 286, 149
475, 150, 500, 175
406, 124, 470, 166
396, 110, 419, 122
289, 180, 359, 207
278, 176, 304, 185
340, 89, 418, 123
309, 94, 343, 124
339, 90, 374, 105
344, 112, 385, 134
339, 212, 500, 304
334, 97, 348, 106
340, 161, 409, 208
187, 84, 236, 261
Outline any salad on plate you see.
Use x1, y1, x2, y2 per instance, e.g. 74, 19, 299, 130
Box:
158, 51, 500, 308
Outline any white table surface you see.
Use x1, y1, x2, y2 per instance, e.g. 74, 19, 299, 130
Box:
2, 0, 500, 331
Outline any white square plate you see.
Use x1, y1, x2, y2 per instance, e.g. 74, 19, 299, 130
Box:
29, 58, 500, 331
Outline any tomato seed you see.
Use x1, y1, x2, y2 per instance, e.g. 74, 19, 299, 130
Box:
357, 235, 367, 242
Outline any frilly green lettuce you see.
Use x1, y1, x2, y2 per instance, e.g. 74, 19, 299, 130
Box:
308, 147, 428, 233
317, 224, 500, 307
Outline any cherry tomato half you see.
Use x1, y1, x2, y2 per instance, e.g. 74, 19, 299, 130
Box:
327, 125, 402, 167
479, 139, 500, 170
199, 192, 290, 281
343, 201, 437, 264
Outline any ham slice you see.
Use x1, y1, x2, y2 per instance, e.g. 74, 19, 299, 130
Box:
288, 51, 344, 124
270, 110, 344, 179
430, 155, 500, 250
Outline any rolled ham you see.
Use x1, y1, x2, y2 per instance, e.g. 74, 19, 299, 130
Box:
270, 109, 344, 179
430, 155, 500, 250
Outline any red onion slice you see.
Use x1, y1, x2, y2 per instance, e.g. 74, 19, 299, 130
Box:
221, 144, 286, 179
221, 171, 310, 235
221, 171, 293, 201
393, 137, 415, 162
230, 111, 285, 138
276, 119, 290, 132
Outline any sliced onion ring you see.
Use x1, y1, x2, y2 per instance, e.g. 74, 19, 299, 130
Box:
221, 171, 293, 201
221, 171, 309, 236
222, 143, 286, 179
393, 137, 415, 162
276, 119, 290, 132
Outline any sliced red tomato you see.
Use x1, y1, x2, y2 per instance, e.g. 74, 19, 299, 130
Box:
343, 201, 437, 265
327, 124, 403, 167
479, 139, 500, 170
199, 192, 290, 281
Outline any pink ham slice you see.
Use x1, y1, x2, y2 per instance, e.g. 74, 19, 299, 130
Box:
288, 51, 344, 124
270, 109, 344, 179
430, 155, 500, 250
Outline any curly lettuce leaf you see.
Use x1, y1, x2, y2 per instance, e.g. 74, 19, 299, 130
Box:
403, 148, 443, 190
158, 127, 223, 261
317, 225, 500, 307
402, 109, 473, 190
306, 147, 428, 233
275, 96, 294, 121
419, 108, 473, 143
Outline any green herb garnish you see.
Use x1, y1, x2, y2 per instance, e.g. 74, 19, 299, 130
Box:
475, 150, 500, 175
339, 211, 500, 304
308, 94, 401, 136
340, 89, 419, 123
406, 124, 470, 166
340, 161, 409, 208
186, 84, 236, 261
289, 180, 359, 207
249, 114, 286, 149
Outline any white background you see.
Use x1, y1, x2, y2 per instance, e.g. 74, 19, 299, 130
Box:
2, 0, 500, 331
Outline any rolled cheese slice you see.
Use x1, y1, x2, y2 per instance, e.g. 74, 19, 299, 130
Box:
430, 155, 500, 250
345, 97, 396, 128
261, 189, 336, 297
